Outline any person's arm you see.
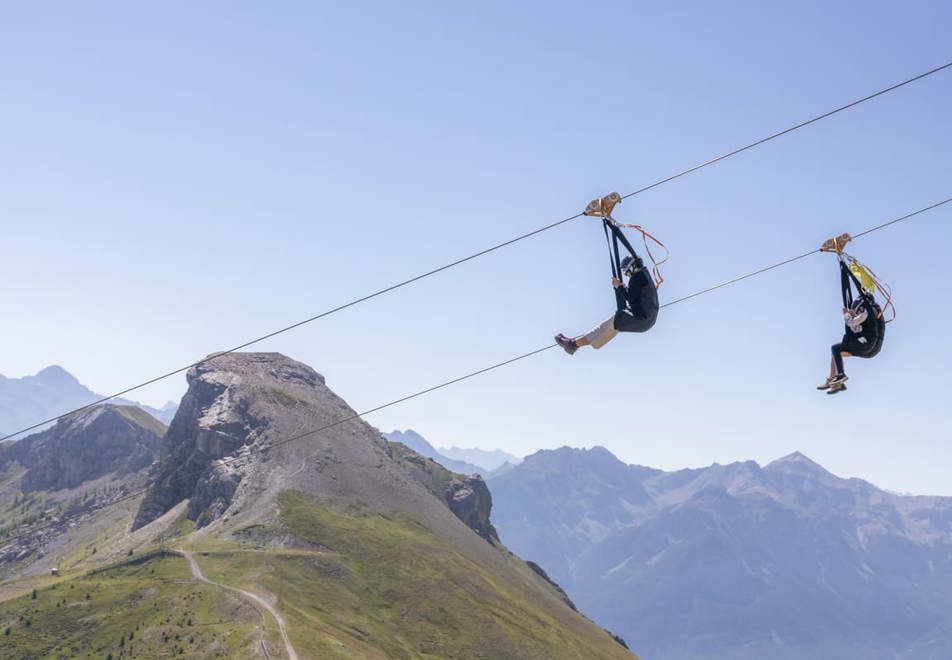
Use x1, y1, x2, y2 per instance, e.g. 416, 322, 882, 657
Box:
612, 277, 627, 311
844, 305, 868, 333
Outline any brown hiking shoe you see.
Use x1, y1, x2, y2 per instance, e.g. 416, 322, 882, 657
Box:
555, 333, 578, 355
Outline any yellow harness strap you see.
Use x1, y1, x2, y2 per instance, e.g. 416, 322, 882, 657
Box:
845, 254, 896, 322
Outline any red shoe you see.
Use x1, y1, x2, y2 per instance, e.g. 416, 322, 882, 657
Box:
555, 333, 578, 355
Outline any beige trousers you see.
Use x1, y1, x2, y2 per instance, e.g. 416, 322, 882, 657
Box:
584, 316, 618, 349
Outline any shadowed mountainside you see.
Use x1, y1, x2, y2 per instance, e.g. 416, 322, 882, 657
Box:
0, 405, 167, 579
2, 405, 164, 492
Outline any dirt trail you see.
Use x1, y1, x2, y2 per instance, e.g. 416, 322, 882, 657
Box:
182, 550, 299, 660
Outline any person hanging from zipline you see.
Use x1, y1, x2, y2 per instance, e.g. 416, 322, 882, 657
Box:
555, 193, 665, 355
817, 233, 893, 395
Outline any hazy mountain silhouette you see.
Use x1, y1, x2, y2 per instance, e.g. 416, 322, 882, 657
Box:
0, 365, 177, 438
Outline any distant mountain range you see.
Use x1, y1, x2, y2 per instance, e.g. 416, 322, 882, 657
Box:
489, 446, 952, 660
382, 429, 521, 477
0, 365, 178, 438
438, 446, 522, 471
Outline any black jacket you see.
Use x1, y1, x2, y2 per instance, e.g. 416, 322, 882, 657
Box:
613, 266, 659, 333
840, 262, 885, 357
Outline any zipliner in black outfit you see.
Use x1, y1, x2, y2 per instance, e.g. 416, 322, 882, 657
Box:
820, 260, 885, 394
555, 219, 659, 354
613, 254, 660, 334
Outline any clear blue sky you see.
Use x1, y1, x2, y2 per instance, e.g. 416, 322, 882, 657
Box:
2, 2, 949, 493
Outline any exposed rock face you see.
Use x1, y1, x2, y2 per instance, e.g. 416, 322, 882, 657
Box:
384, 440, 499, 543
2, 405, 165, 492
132, 354, 298, 529
527, 560, 578, 612
444, 476, 497, 542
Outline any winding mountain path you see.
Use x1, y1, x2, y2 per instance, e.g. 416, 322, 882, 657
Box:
182, 550, 299, 660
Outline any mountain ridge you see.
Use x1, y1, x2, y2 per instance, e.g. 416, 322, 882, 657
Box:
382, 429, 485, 475
489, 445, 952, 660
0, 365, 178, 437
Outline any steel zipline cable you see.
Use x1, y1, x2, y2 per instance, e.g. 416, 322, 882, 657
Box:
660, 199, 952, 309
1, 198, 948, 546
1, 61, 949, 443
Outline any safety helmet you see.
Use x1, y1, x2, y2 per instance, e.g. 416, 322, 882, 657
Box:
621, 255, 642, 275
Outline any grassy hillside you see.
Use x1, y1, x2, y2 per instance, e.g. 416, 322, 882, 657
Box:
192, 490, 634, 659
112, 405, 168, 437
0, 552, 269, 659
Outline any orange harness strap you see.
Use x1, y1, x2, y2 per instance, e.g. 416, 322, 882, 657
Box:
614, 222, 670, 289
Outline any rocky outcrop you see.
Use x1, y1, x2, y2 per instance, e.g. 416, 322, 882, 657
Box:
132, 353, 308, 529
444, 476, 498, 542
2, 405, 165, 492
385, 440, 499, 543
527, 560, 578, 612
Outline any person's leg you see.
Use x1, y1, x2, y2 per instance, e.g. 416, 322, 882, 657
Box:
826, 344, 851, 395
820, 343, 850, 391
580, 316, 619, 350
556, 315, 621, 354
831, 343, 850, 378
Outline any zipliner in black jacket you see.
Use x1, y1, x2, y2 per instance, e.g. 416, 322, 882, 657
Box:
613, 261, 659, 333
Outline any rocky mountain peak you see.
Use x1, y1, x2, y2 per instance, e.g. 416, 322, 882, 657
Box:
34, 365, 80, 385
188, 351, 325, 387
3, 404, 165, 492
765, 451, 831, 476
134, 353, 323, 529
520, 446, 634, 479
134, 352, 508, 548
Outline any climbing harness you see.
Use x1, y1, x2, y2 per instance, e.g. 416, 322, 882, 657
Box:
583, 192, 669, 288
821, 232, 895, 322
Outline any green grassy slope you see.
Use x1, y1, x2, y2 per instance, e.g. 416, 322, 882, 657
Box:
194, 490, 634, 660
0, 552, 266, 659
112, 405, 168, 437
